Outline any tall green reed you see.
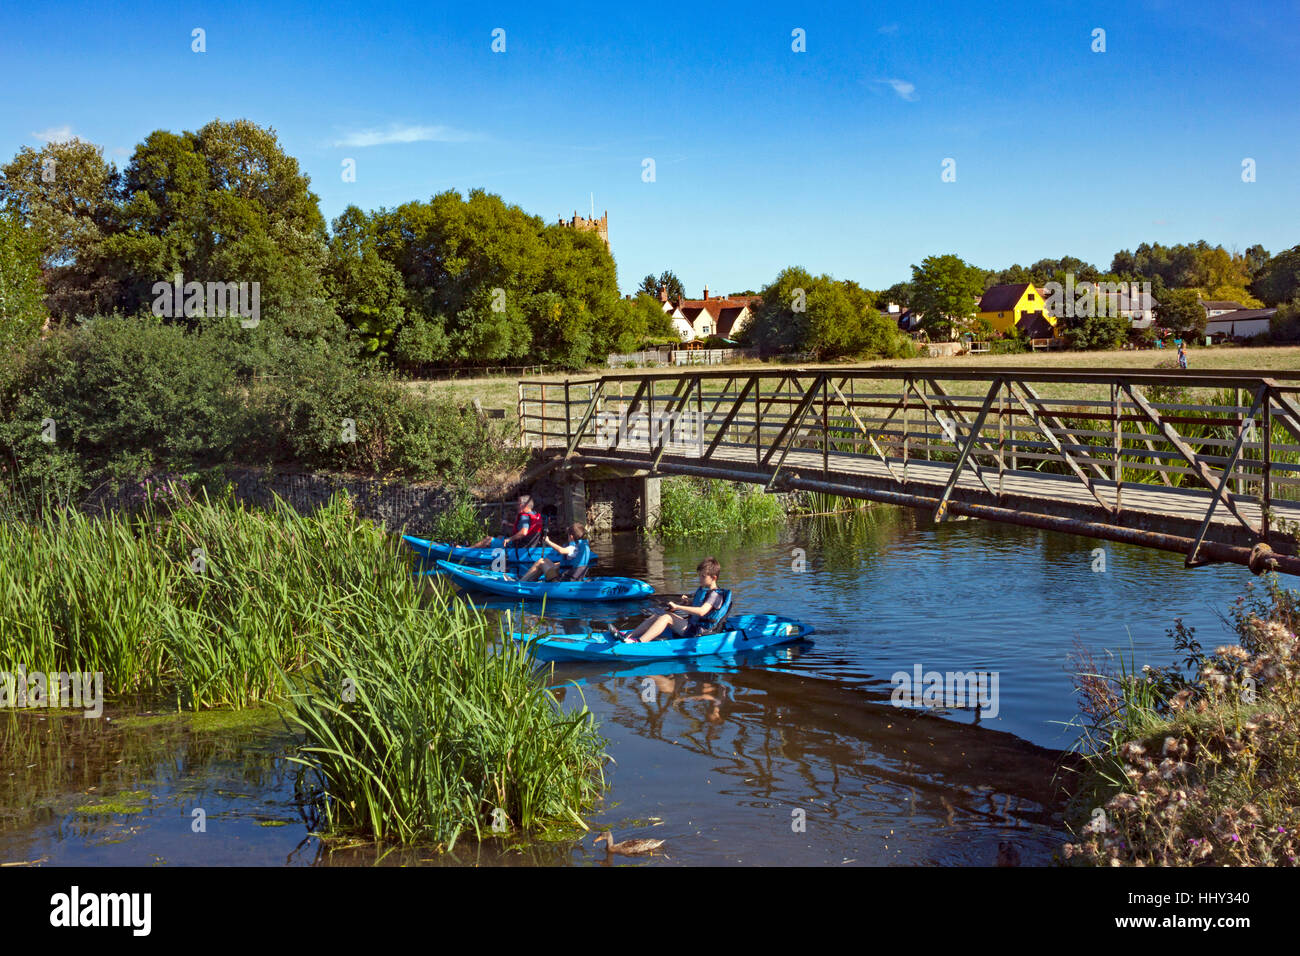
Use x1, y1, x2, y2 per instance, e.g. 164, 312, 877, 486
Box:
280, 594, 605, 846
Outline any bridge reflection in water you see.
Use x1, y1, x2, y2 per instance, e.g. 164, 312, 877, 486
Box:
521, 366, 1300, 576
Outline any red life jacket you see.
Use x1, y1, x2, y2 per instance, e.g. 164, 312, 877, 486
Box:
513, 510, 542, 541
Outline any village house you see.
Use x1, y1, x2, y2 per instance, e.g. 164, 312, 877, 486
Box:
1118, 287, 1158, 328
977, 283, 1056, 335
1205, 307, 1277, 341
880, 301, 923, 334
1200, 299, 1247, 319
660, 286, 758, 342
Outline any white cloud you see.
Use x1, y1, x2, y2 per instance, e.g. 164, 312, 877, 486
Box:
32, 125, 76, 144
882, 78, 918, 101
331, 124, 477, 148
878, 23, 899, 34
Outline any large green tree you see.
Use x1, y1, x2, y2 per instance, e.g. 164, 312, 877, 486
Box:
910, 254, 985, 339
746, 267, 909, 359
368, 189, 624, 367
326, 205, 406, 354
1253, 246, 1300, 307
1155, 287, 1206, 336
0, 138, 122, 318
109, 119, 334, 334
0, 210, 48, 351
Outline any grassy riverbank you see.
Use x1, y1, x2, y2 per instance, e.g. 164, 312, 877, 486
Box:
0, 491, 605, 847
1064, 579, 1300, 865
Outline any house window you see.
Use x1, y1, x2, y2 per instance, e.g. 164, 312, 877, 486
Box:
701, 324, 711, 335
1027, 293, 1035, 301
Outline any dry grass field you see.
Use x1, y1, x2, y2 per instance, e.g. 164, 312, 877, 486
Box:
407, 346, 1300, 424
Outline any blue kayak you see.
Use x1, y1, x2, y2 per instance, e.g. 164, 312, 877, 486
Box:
401, 535, 597, 568
435, 560, 653, 601
512, 614, 814, 662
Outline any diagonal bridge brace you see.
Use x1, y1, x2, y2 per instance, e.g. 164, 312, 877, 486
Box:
762, 374, 825, 491
1185, 384, 1267, 567
562, 380, 607, 460
933, 379, 1003, 521
827, 378, 904, 485
911, 379, 999, 499
1123, 384, 1262, 540
1007, 381, 1117, 518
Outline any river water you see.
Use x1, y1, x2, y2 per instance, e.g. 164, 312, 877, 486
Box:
0, 506, 1256, 866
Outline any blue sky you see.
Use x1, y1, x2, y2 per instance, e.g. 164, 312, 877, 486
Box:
4, 0, 1297, 294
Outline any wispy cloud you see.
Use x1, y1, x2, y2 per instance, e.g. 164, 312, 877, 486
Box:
32, 125, 76, 144
331, 124, 478, 148
881, 78, 918, 101
878, 23, 899, 35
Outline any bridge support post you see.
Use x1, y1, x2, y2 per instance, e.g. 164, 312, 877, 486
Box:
560, 475, 586, 528
642, 476, 661, 530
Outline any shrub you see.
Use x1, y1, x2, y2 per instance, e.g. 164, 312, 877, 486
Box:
0, 314, 523, 506
657, 476, 785, 538
1064, 579, 1300, 866
0, 316, 242, 500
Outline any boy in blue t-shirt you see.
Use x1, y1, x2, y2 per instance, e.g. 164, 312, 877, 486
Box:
519, 523, 592, 582
618, 557, 724, 643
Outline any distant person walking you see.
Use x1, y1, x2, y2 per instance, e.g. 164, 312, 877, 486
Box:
1177, 341, 1188, 370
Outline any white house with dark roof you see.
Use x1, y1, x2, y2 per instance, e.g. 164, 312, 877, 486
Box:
1205, 308, 1277, 340
1118, 288, 1158, 328
661, 286, 759, 342
1201, 299, 1248, 318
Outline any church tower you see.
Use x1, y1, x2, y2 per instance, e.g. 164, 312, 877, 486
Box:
558, 210, 609, 250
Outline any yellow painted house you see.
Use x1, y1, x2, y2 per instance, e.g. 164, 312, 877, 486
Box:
977, 283, 1057, 335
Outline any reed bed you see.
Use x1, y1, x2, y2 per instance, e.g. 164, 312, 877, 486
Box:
281, 599, 604, 846
0, 491, 404, 706
0, 491, 607, 844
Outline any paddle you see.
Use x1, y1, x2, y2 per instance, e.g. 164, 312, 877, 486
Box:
646, 593, 691, 606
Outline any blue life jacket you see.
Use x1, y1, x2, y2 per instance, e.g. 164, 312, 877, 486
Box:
684, 587, 728, 636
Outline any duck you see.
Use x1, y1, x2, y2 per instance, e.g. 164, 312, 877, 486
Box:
593, 830, 665, 856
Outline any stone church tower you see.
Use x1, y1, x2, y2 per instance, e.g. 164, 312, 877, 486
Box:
558, 210, 609, 250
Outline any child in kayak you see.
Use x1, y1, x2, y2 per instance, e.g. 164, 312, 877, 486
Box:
469, 493, 542, 550
519, 523, 592, 582
617, 557, 725, 643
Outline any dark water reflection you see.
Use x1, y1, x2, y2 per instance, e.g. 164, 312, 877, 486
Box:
0, 506, 1254, 866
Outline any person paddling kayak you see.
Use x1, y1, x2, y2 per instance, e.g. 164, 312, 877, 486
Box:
617, 557, 725, 643
469, 493, 542, 550
519, 523, 592, 582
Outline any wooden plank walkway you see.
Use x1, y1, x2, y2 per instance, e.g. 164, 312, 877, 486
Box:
570, 437, 1300, 567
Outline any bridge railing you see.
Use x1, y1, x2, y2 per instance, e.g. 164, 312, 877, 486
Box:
520, 367, 1300, 569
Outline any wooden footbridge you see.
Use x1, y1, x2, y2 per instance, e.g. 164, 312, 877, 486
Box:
518, 366, 1300, 576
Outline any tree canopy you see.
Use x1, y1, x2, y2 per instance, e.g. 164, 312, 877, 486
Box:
910, 254, 985, 339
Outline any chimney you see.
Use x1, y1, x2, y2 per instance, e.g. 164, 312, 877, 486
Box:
703, 286, 709, 300
658, 284, 667, 303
